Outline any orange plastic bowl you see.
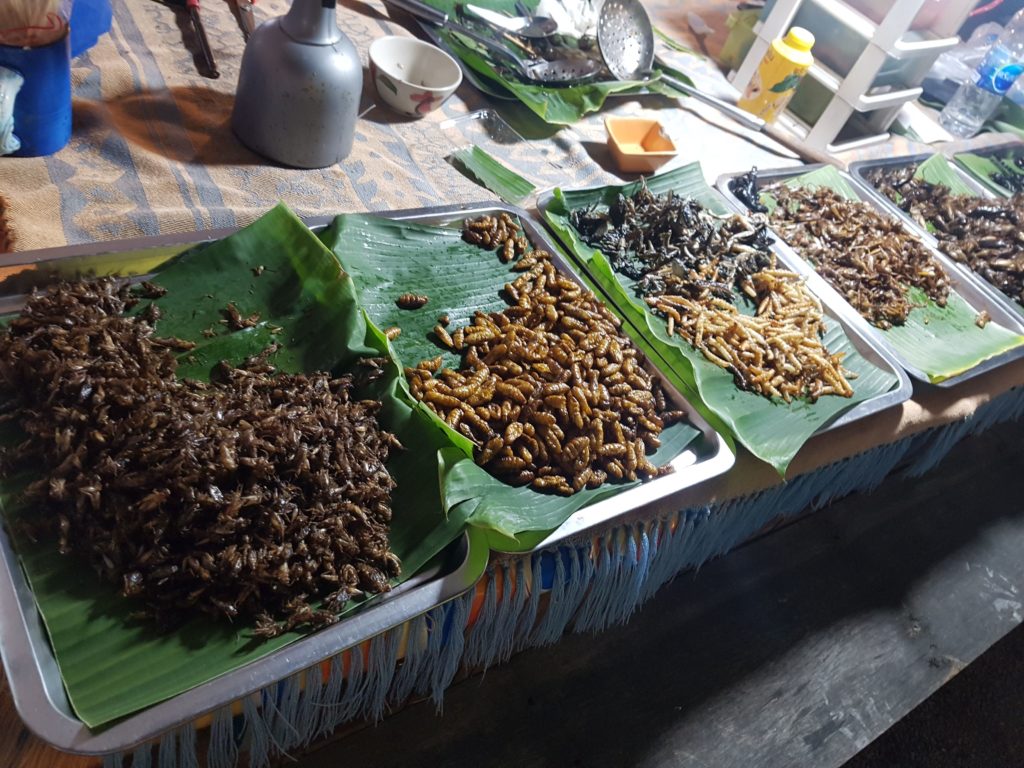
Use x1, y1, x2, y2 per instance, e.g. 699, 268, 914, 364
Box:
604, 116, 678, 174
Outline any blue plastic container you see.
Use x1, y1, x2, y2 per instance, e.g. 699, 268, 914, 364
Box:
70, 0, 113, 59
0, 35, 72, 157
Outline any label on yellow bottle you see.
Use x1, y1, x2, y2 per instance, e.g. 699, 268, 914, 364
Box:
738, 28, 814, 124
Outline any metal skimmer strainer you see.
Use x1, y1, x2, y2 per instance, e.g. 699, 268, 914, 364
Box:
596, 0, 836, 166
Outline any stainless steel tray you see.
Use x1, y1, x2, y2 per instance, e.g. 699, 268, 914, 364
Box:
534, 188, 914, 438
716, 165, 1024, 387
1, 531, 485, 756
849, 151, 994, 213
0, 221, 492, 755
364, 202, 736, 554
950, 139, 1024, 197
849, 153, 1024, 320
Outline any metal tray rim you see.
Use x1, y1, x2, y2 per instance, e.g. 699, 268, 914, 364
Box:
533, 184, 914, 439
714, 165, 1024, 388
848, 153, 1024, 321
0, 200, 734, 751
950, 139, 1024, 196
430, 203, 736, 553
0, 211, 505, 755
0, 526, 486, 755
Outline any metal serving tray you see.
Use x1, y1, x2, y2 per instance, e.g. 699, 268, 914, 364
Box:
376, 202, 736, 554
950, 139, 1024, 197
849, 153, 1024, 320
0, 200, 736, 751
849, 151, 993, 211
535, 188, 914, 437
716, 165, 1024, 388
0, 218, 493, 756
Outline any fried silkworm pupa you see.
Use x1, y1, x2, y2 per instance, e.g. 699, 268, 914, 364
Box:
434, 323, 454, 348
384, 326, 402, 340
396, 293, 429, 309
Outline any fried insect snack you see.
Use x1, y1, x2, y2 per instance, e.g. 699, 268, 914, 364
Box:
396, 293, 429, 309
0, 278, 402, 637
408, 216, 683, 496
570, 182, 852, 402
766, 184, 950, 329
649, 269, 853, 402
866, 165, 1024, 306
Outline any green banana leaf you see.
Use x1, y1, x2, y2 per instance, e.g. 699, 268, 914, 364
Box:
908, 155, 1024, 314
954, 149, 1024, 197
542, 163, 900, 475
1, 205, 471, 728
988, 101, 1024, 139
763, 165, 1024, 381
449, 144, 537, 203
912, 153, 979, 196
420, 0, 692, 124
317, 213, 701, 545
847, 156, 974, 226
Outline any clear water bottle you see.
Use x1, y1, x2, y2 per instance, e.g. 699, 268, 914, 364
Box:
940, 9, 1024, 138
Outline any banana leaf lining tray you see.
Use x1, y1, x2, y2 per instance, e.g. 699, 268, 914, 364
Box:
0, 201, 734, 752
951, 139, 1024, 197
849, 152, 1024, 320
0, 214, 494, 755
848, 152, 992, 206
715, 165, 1024, 388
535, 182, 913, 452
375, 203, 735, 555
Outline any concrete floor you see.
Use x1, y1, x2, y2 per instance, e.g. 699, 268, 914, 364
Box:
845, 617, 1024, 768
297, 418, 1024, 768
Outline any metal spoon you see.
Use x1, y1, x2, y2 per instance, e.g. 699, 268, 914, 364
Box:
383, 0, 599, 86
459, 3, 558, 39
595, 0, 837, 167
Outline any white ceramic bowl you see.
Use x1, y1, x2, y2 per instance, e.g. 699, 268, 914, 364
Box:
368, 36, 463, 117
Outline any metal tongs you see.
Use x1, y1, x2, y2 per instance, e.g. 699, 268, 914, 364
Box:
384, 0, 600, 86
235, 0, 257, 40
458, 3, 557, 39
163, 0, 219, 78
186, 0, 219, 78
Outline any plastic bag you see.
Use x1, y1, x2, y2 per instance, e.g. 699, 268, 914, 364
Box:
928, 22, 1004, 85
0, 66, 24, 156
534, 0, 599, 39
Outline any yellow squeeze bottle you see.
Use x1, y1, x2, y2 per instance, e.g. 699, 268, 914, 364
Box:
737, 27, 815, 124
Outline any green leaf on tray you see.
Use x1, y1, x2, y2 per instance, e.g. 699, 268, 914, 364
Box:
449, 144, 537, 204
912, 153, 979, 197
443, 33, 663, 125
954, 150, 1024, 197
774, 163, 862, 199
1, 204, 471, 728
761, 166, 1024, 382
419, 0, 691, 125
543, 163, 901, 475
655, 25, 699, 55
988, 100, 1024, 140
316, 213, 702, 543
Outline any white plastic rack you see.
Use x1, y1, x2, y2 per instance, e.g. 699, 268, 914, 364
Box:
729, 0, 972, 151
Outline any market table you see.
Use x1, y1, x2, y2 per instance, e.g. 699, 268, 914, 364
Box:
0, 1, 1022, 766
